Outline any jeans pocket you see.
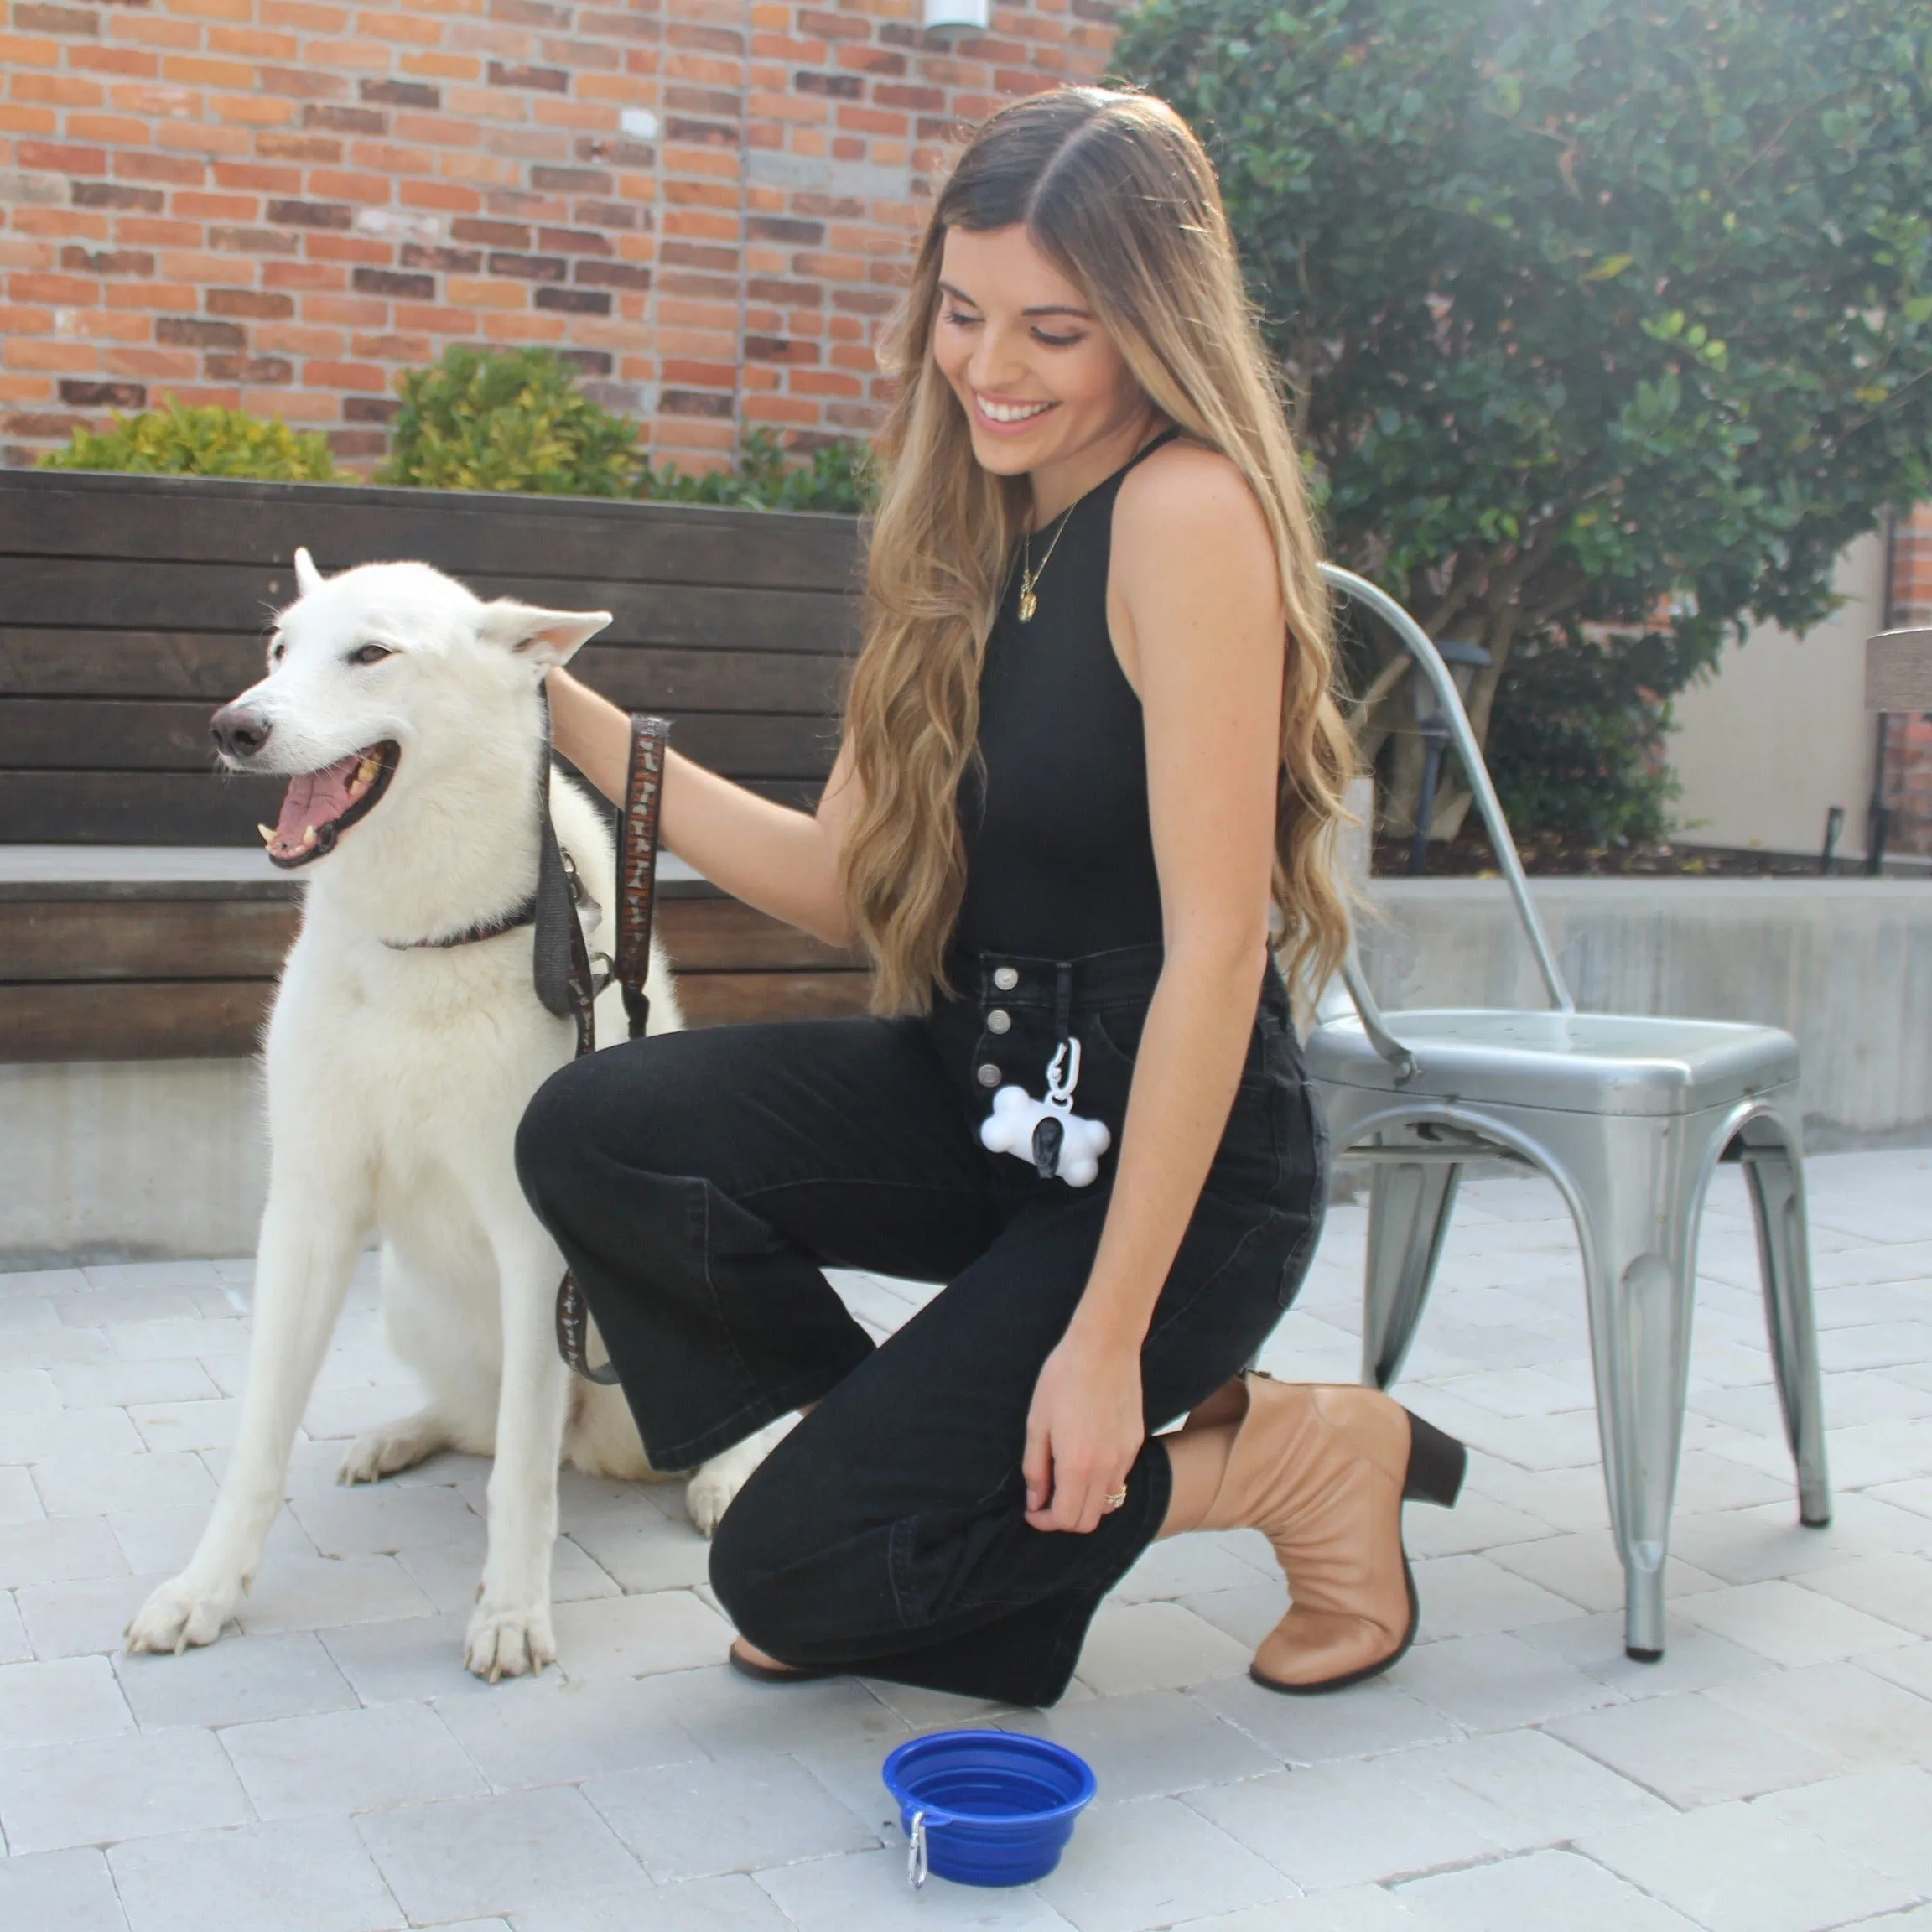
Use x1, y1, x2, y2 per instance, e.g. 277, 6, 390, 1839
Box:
1086, 1002, 1145, 1067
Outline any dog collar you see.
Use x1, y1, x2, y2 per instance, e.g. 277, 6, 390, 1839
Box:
382, 893, 539, 953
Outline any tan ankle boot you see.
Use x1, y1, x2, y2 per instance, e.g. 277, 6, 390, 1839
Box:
1197, 1375, 1465, 1695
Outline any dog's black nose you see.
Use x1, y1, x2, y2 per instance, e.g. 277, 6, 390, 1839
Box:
210, 704, 273, 758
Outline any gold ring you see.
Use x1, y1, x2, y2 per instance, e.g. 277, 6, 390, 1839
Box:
1103, 1487, 1129, 1512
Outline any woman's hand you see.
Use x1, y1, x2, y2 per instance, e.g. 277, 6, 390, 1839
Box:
544, 667, 860, 950
1022, 1327, 1145, 1533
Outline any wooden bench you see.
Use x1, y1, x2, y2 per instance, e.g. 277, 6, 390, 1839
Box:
0, 470, 874, 1059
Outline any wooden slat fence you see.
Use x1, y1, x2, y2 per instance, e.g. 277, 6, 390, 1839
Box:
0, 470, 874, 1054
1, 468, 861, 842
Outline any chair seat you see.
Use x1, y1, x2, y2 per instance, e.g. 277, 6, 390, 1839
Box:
1306, 1008, 1800, 1119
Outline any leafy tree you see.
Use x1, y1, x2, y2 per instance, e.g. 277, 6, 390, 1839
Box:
1118, 0, 1932, 844
37, 398, 345, 481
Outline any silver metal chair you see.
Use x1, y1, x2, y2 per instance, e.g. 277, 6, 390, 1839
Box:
1309, 565, 1831, 1661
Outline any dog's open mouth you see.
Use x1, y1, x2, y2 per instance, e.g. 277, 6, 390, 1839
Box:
257, 741, 399, 869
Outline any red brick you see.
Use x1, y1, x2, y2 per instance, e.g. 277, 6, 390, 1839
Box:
257, 133, 345, 163
0, 0, 1113, 462
13, 273, 101, 304
59, 246, 154, 276
18, 139, 108, 174
207, 287, 295, 319
15, 74, 111, 108
65, 114, 153, 145
177, 192, 263, 220
299, 292, 389, 322
301, 357, 383, 387
117, 219, 203, 247
8, 340, 100, 373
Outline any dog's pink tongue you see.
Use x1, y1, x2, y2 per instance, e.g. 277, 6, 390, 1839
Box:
274, 754, 361, 847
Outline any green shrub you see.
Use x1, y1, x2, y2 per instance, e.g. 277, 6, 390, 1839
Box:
377, 345, 645, 496
643, 428, 875, 515
36, 398, 345, 480
377, 346, 874, 512
1487, 631, 1683, 848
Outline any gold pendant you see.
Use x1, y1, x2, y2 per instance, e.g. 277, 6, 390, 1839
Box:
1018, 578, 1038, 623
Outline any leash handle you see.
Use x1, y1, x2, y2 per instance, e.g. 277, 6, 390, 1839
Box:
554, 1271, 622, 1384
555, 710, 673, 1386
617, 714, 672, 1041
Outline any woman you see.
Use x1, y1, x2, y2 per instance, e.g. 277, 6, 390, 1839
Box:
518, 86, 1464, 1709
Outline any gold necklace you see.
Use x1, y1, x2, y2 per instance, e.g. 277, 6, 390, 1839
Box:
1017, 504, 1075, 623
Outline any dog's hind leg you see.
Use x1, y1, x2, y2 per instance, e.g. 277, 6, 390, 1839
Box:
464, 1208, 574, 1682
127, 1182, 368, 1656
686, 1415, 799, 1537
338, 1407, 456, 1485
346, 1234, 499, 1484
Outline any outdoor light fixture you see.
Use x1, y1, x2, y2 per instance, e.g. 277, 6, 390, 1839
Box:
1409, 636, 1490, 876
922, 0, 989, 37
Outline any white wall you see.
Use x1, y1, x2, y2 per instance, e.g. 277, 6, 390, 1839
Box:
1668, 533, 1885, 860
1358, 877, 1932, 1149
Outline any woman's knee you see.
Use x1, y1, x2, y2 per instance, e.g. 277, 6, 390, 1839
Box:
708, 1480, 789, 1647
513, 1053, 603, 1220
516, 1040, 691, 1214
707, 1451, 834, 1655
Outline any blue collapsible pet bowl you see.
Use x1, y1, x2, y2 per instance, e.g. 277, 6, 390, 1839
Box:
882, 1729, 1098, 1888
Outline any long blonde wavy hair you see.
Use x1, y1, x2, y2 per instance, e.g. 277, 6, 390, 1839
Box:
841, 85, 1354, 1015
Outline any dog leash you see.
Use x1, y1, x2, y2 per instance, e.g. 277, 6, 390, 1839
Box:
553, 710, 672, 1384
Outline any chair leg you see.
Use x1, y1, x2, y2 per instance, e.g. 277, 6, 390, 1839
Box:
1362, 1159, 1462, 1389
1738, 1119, 1831, 1528
1571, 1120, 1701, 1663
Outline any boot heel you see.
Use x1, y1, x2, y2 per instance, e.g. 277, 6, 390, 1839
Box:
1402, 1410, 1466, 1508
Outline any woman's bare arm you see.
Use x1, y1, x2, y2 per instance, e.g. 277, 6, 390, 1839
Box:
1079, 444, 1284, 1340
546, 664, 863, 948
1022, 442, 1286, 1532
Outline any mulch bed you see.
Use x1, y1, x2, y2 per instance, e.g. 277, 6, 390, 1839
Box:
1374, 834, 1850, 879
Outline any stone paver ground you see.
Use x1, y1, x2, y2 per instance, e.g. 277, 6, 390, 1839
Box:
2, 1148, 1929, 1932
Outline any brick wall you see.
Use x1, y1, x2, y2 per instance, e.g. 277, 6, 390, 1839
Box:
1883, 502, 1932, 857
0, 0, 1119, 474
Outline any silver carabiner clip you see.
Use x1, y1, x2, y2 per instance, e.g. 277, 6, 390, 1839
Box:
906, 1809, 929, 1890
1045, 1036, 1081, 1109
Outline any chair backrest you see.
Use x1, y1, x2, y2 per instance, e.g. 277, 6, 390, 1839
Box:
1318, 565, 1576, 1041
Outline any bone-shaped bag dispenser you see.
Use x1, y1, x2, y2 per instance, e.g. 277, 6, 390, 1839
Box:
979, 1038, 1111, 1187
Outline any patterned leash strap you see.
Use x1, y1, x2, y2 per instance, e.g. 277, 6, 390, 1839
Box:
554, 713, 673, 1385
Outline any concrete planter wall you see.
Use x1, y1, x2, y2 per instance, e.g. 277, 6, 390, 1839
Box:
1358, 878, 1932, 1149
5, 876, 1928, 1265
3, 1058, 268, 1269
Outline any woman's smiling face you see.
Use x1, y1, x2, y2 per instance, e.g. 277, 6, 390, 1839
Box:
932, 223, 1155, 506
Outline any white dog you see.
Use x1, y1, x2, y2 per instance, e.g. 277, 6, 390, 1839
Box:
127, 549, 776, 1680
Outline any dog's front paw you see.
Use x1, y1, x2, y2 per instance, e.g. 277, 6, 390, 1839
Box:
465, 1602, 556, 1682
125, 1573, 243, 1656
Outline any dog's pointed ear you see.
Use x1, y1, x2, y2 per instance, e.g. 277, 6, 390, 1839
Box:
293, 548, 325, 598
476, 599, 614, 667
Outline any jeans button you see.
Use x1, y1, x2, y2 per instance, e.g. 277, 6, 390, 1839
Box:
977, 1062, 1002, 1088
986, 1009, 1011, 1035
993, 965, 1019, 991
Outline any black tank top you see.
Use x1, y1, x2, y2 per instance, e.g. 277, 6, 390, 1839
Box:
955, 428, 1179, 958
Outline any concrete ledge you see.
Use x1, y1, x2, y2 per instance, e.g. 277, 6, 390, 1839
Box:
1, 1057, 267, 1268
1358, 878, 1932, 1147
5, 878, 1928, 1262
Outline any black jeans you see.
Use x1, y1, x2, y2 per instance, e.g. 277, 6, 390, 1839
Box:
515, 942, 1329, 1706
